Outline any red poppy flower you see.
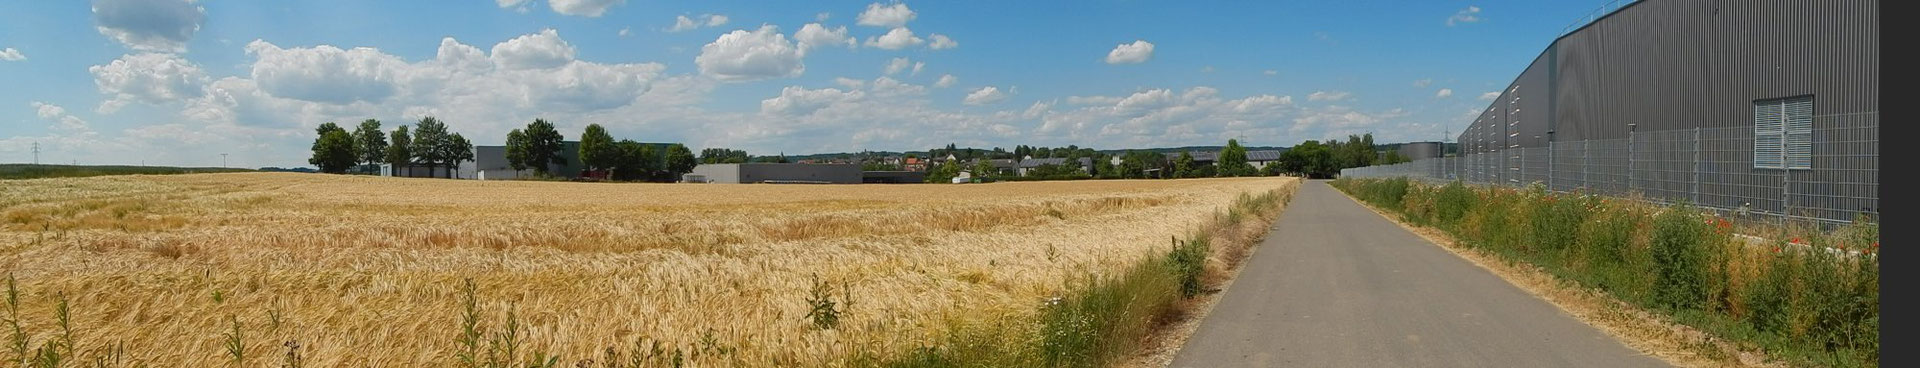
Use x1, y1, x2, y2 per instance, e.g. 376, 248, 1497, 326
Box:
1772, 247, 1781, 253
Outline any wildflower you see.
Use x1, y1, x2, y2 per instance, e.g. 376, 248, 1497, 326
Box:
1791, 238, 1801, 244
1773, 247, 1781, 253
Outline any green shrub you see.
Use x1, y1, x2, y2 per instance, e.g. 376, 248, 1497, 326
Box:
1432, 181, 1476, 226
1166, 237, 1210, 298
1650, 206, 1712, 311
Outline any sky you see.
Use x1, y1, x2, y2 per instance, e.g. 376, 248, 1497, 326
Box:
0, 0, 1610, 168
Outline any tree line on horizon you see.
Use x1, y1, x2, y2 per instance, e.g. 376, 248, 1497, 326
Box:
309, 118, 704, 181
308, 117, 472, 177
918, 134, 1411, 182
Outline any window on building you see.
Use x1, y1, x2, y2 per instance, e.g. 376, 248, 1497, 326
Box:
1752, 96, 1812, 169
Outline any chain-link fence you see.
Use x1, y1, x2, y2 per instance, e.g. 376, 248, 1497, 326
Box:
1343, 113, 1877, 225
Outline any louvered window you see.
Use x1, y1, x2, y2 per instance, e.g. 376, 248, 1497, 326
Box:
1753, 96, 1813, 169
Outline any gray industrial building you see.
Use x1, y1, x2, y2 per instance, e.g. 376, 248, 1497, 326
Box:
686, 163, 863, 184
1347, 0, 1877, 224
453, 141, 584, 180
1396, 142, 1443, 161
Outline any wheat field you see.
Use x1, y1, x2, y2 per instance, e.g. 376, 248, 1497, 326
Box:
0, 173, 1294, 366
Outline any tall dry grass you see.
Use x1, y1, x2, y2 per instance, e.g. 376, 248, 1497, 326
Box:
0, 173, 1293, 366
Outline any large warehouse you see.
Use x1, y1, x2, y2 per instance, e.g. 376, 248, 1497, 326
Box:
1350, 0, 1877, 224
686, 163, 864, 184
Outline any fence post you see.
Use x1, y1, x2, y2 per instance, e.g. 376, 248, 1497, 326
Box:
1627, 130, 1635, 195
1582, 141, 1590, 191
1692, 128, 1701, 205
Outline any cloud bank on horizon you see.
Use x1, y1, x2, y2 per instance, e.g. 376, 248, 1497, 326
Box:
0, 0, 1550, 168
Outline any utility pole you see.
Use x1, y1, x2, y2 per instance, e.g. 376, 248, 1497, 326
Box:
30, 142, 39, 165
221, 153, 229, 168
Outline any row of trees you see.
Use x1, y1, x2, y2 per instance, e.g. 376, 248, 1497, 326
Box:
311, 117, 706, 182
309, 117, 473, 176
574, 123, 698, 182
1274, 133, 1401, 178
922, 135, 1406, 182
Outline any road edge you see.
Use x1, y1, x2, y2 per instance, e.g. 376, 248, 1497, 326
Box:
1116, 178, 1303, 368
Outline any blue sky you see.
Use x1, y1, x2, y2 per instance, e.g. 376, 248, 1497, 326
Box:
0, 0, 1606, 168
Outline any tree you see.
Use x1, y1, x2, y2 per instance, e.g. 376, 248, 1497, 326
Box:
925, 159, 962, 183
442, 133, 475, 178
385, 126, 412, 175
700, 148, 749, 164
662, 144, 697, 181
352, 119, 387, 170
1093, 154, 1118, 179
1381, 151, 1410, 165
1218, 139, 1252, 177
504, 129, 529, 175
578, 124, 617, 174
411, 117, 451, 176
522, 119, 567, 176
1173, 152, 1196, 179
970, 160, 996, 179
308, 123, 357, 174
1117, 150, 1165, 179
1331, 133, 1379, 170
1280, 140, 1337, 178
612, 140, 657, 181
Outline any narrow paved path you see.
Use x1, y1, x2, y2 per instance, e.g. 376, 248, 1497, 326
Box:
1168, 180, 1667, 368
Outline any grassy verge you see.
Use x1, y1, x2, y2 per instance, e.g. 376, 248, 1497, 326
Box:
862, 180, 1300, 368
1331, 177, 1877, 367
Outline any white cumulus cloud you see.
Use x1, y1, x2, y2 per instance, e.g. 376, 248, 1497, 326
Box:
0, 48, 23, 61
1105, 40, 1154, 64
864, 27, 924, 50
549, 0, 626, 17
1435, 88, 1453, 98
928, 34, 958, 50
857, 2, 916, 27
1479, 91, 1500, 101
1307, 91, 1351, 102
964, 86, 1007, 105
668, 14, 729, 32
30, 102, 91, 132
696, 25, 805, 82
761, 86, 863, 116
91, 0, 206, 53
794, 23, 855, 52
1448, 6, 1483, 26
934, 74, 957, 88
490, 29, 577, 70
89, 52, 209, 113
243, 40, 413, 105
884, 57, 911, 75
870, 76, 925, 97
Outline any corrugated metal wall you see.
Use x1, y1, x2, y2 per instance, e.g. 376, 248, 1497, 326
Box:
1421, 0, 1878, 224
1457, 0, 1877, 146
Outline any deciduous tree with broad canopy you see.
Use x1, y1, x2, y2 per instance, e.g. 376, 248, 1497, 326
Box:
309, 122, 358, 174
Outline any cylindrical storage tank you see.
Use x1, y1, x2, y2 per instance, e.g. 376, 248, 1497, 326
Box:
1398, 142, 1443, 160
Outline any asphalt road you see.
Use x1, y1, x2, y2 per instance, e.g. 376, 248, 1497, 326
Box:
1168, 180, 1668, 368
